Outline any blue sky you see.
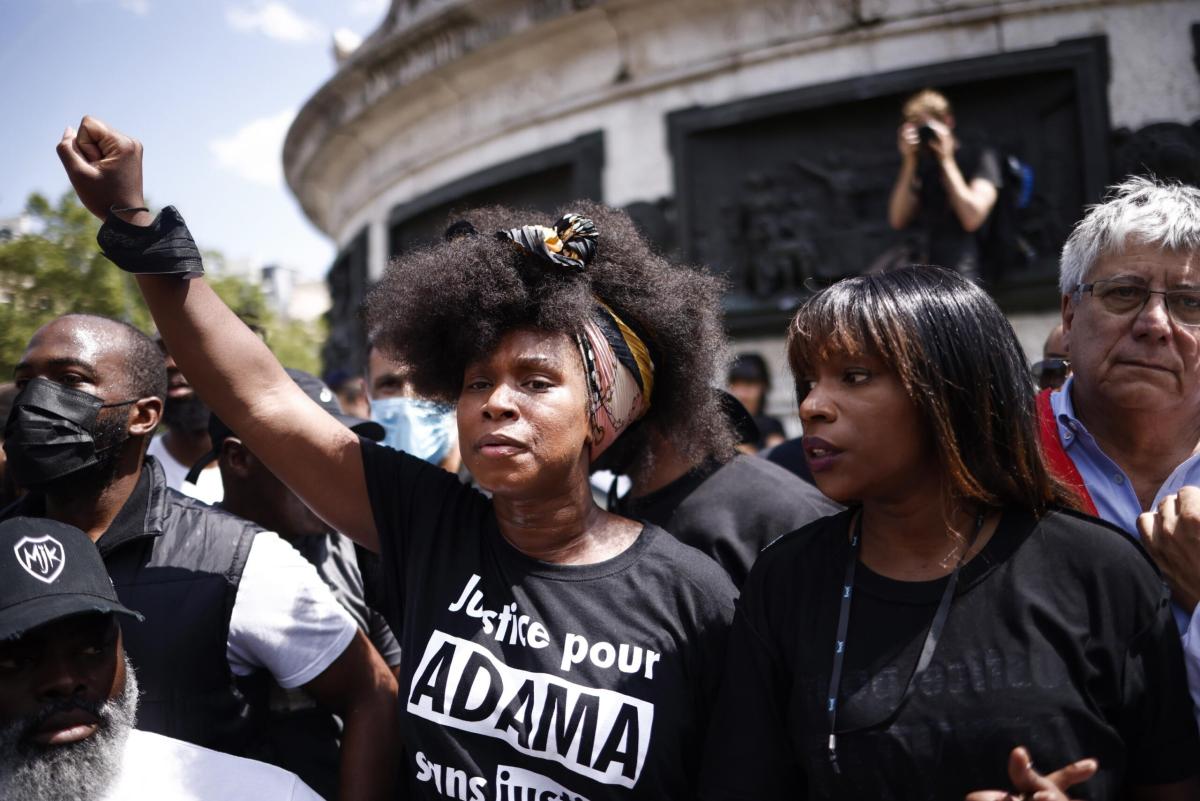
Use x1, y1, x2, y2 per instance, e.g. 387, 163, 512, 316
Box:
1, 0, 388, 279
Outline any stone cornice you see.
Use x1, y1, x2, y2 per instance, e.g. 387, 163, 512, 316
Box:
283, 0, 1153, 238
283, 0, 608, 227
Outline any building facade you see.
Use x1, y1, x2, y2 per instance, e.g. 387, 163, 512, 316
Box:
284, 0, 1200, 422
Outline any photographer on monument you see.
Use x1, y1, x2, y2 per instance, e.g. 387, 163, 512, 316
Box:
887, 88, 1001, 282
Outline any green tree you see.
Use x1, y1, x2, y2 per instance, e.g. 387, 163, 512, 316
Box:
0, 191, 152, 376
208, 271, 326, 375
0, 191, 324, 380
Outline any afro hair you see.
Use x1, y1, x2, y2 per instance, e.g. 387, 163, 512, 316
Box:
363, 201, 736, 477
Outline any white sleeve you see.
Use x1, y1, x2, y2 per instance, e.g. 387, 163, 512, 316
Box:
1184, 606, 1200, 728
226, 532, 357, 689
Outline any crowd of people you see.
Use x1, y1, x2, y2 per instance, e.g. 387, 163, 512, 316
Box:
0, 94, 1198, 801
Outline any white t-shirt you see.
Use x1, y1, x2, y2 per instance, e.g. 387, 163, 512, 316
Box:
147, 435, 224, 504
227, 531, 358, 688
100, 729, 324, 801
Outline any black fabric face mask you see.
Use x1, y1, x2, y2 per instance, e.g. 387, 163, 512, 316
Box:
3, 378, 136, 488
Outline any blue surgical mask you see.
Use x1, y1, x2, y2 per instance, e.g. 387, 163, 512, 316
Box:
370, 396, 456, 465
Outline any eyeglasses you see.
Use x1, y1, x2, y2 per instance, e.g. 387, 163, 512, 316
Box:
1076, 279, 1200, 327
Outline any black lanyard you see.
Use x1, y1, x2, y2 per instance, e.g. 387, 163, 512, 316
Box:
826, 510, 985, 774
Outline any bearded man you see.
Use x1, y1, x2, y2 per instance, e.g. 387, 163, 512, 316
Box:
0, 516, 322, 800
2, 313, 399, 801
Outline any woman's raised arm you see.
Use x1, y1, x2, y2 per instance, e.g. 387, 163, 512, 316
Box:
56, 116, 380, 550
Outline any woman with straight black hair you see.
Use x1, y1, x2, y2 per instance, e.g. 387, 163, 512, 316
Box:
700, 267, 1199, 801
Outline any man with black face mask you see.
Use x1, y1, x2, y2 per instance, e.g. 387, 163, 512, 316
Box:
145, 339, 223, 503
2, 313, 400, 801
3, 316, 163, 516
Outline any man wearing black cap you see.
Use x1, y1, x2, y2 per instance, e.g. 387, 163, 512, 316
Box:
2, 314, 399, 801
0, 517, 323, 801
194, 368, 401, 800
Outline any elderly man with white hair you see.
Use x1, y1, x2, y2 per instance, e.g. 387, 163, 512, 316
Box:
1038, 176, 1200, 720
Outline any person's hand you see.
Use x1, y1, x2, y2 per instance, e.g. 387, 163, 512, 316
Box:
926, 118, 955, 164
1139, 487, 1200, 614
55, 116, 149, 224
965, 747, 1098, 801
898, 121, 920, 162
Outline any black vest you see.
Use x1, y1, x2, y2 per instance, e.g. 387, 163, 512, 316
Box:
2, 458, 265, 755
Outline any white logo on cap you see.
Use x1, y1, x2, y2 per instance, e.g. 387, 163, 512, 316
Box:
14, 535, 66, 584
320, 388, 333, 403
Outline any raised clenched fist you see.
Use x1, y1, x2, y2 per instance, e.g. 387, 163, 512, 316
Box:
1138, 486, 1200, 614
55, 116, 151, 226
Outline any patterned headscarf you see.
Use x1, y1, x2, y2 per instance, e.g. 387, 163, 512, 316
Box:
499, 214, 655, 460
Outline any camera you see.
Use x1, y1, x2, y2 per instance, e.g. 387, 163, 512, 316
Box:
917, 124, 937, 146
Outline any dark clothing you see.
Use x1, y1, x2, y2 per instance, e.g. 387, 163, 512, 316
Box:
752, 413, 786, 450
912, 144, 1001, 280
761, 437, 817, 484
616, 455, 839, 587
256, 530, 404, 801
360, 438, 736, 800
700, 507, 1200, 800
1, 458, 264, 755
289, 531, 402, 666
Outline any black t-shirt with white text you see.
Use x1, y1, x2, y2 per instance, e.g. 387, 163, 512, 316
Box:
361, 439, 737, 800
700, 507, 1199, 800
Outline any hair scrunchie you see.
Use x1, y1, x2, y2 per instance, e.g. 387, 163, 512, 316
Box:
498, 213, 598, 271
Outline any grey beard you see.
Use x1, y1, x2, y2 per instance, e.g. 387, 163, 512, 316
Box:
0, 658, 139, 801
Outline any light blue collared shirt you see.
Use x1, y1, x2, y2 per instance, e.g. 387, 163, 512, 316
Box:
1050, 377, 1200, 545
1050, 377, 1200, 715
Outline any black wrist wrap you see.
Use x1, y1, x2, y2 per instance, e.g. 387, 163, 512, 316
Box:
97, 205, 205, 278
